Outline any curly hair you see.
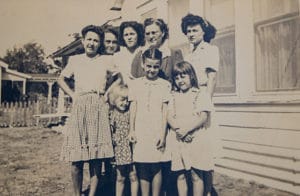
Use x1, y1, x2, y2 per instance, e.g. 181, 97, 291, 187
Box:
81, 25, 104, 54
181, 14, 216, 43
119, 21, 145, 47
144, 18, 169, 45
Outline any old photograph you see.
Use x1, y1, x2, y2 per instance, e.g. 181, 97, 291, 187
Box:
0, 0, 299, 195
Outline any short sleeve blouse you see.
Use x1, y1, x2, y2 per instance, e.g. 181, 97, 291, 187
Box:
60, 54, 116, 95
184, 42, 219, 85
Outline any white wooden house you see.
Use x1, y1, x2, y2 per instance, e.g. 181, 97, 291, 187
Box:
0, 61, 31, 102
109, 0, 300, 194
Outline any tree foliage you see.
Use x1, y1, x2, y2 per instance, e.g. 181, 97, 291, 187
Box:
2, 42, 48, 73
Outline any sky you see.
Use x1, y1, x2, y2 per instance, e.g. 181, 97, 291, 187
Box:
0, 0, 120, 58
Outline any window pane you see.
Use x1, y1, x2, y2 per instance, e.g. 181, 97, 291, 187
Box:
206, 0, 236, 94
254, 0, 300, 91
212, 31, 236, 93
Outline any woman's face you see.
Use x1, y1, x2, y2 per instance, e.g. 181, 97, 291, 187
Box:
123, 27, 138, 49
145, 23, 163, 48
82, 31, 101, 57
186, 24, 204, 46
104, 32, 118, 55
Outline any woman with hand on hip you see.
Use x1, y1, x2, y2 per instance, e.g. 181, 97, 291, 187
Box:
59, 25, 116, 196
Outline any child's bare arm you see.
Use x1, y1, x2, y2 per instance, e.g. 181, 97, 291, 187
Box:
129, 101, 137, 143
176, 111, 208, 139
157, 102, 168, 151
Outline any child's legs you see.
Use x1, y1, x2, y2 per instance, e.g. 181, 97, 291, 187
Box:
191, 168, 204, 196
204, 170, 214, 196
88, 159, 102, 196
129, 164, 139, 196
176, 170, 188, 196
116, 166, 126, 196
71, 161, 84, 196
136, 162, 161, 196
151, 169, 162, 196
160, 161, 171, 196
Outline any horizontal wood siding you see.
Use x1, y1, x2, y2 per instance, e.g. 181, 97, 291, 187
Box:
214, 104, 300, 194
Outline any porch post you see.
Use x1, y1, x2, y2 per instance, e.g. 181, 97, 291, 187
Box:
57, 88, 65, 113
47, 82, 54, 104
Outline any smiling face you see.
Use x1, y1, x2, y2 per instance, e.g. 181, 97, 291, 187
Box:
175, 73, 192, 92
145, 23, 163, 48
143, 58, 161, 80
82, 31, 101, 57
123, 27, 138, 49
104, 32, 118, 55
186, 24, 204, 46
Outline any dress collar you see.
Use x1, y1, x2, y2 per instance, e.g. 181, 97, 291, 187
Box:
189, 41, 208, 53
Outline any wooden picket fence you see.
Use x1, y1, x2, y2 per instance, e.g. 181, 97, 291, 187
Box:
0, 98, 72, 128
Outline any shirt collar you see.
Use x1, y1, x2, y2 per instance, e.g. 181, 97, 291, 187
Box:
189, 41, 208, 53
141, 41, 171, 57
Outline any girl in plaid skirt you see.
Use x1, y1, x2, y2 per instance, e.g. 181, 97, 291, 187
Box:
58, 25, 116, 196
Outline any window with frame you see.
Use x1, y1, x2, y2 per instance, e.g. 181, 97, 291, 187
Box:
206, 0, 236, 94
254, 0, 300, 92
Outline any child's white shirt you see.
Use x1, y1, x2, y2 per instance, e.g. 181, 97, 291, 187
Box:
129, 77, 171, 163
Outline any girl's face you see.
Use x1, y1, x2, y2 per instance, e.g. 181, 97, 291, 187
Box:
104, 32, 118, 54
175, 73, 192, 92
115, 95, 129, 111
186, 24, 204, 46
123, 27, 138, 49
145, 23, 164, 48
143, 58, 161, 80
82, 31, 101, 57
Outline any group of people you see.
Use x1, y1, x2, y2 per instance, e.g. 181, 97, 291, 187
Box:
58, 13, 219, 196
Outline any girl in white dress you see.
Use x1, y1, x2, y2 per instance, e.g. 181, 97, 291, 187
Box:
128, 48, 171, 196
168, 61, 214, 196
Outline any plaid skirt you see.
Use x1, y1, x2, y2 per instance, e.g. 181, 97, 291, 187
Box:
60, 93, 114, 162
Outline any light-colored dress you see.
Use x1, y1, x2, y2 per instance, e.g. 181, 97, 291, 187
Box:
110, 109, 132, 165
129, 77, 171, 163
60, 54, 115, 162
184, 41, 220, 159
168, 88, 214, 171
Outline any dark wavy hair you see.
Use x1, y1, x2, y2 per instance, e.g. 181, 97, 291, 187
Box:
119, 21, 145, 47
172, 61, 198, 91
142, 48, 162, 63
81, 25, 104, 54
181, 14, 216, 43
102, 27, 120, 54
144, 18, 169, 45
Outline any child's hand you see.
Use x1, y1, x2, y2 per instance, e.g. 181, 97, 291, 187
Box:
175, 128, 189, 139
128, 131, 137, 144
183, 134, 194, 143
156, 138, 166, 152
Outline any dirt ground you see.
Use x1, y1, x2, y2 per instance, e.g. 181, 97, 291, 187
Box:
0, 127, 296, 196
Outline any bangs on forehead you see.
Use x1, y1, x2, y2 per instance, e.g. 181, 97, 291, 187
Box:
173, 63, 192, 76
